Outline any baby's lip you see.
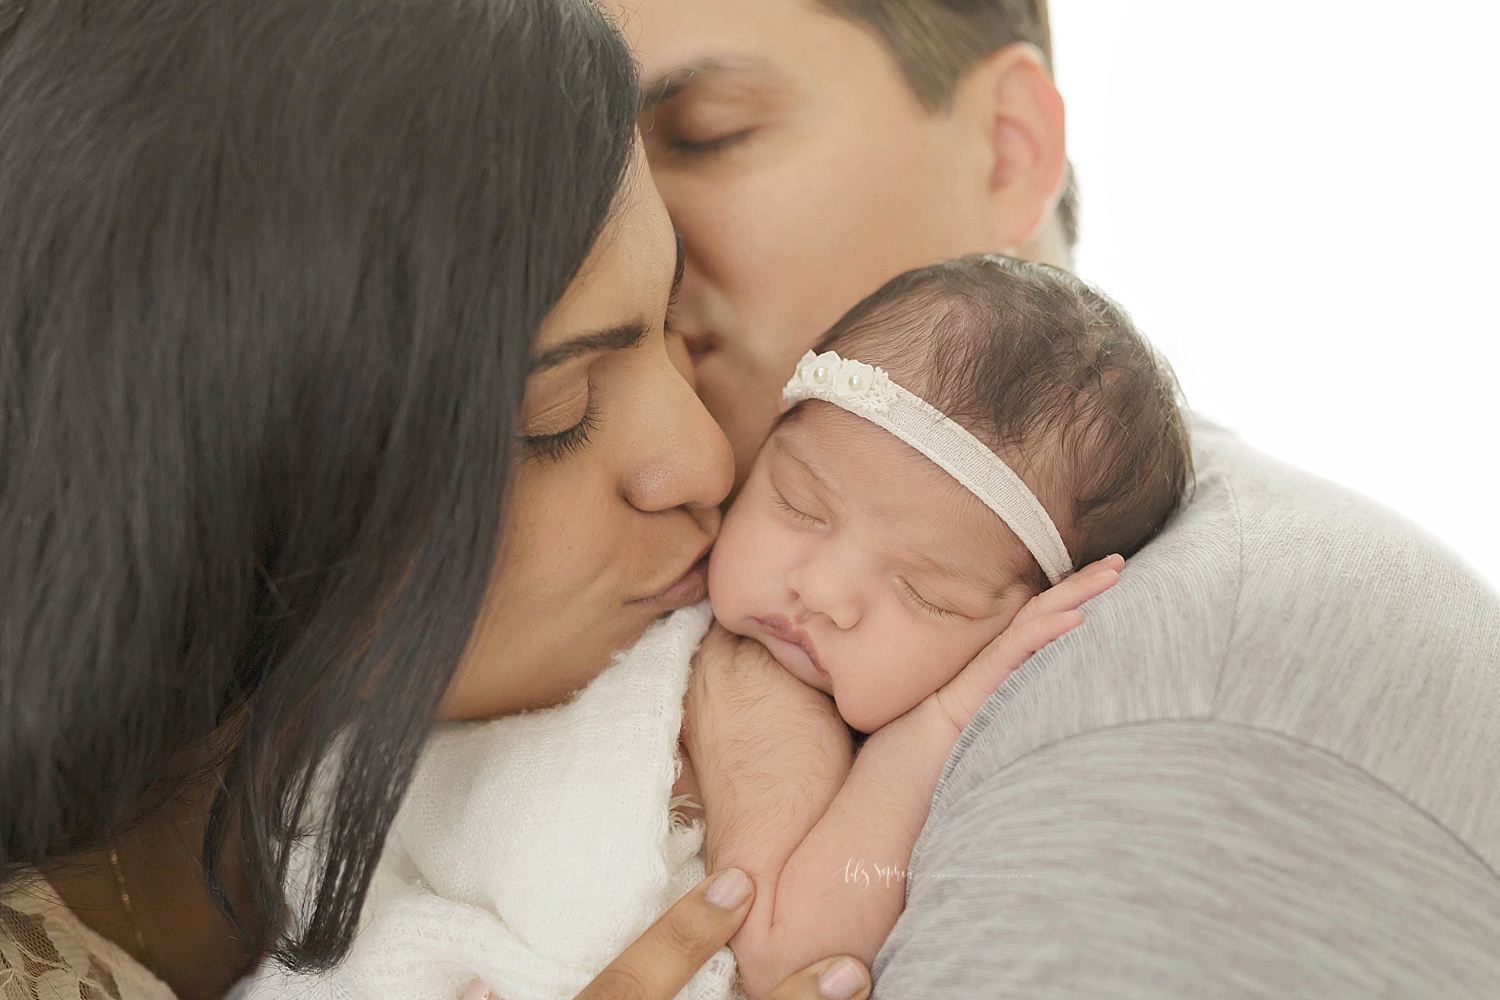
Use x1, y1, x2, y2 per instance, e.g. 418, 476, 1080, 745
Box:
754, 616, 826, 675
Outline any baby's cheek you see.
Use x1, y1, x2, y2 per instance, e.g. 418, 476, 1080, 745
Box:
845, 625, 984, 730
706, 540, 746, 624
707, 509, 764, 627
830, 638, 929, 731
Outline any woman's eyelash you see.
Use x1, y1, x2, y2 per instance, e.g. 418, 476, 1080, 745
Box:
901, 579, 961, 620
771, 490, 818, 524
523, 404, 597, 463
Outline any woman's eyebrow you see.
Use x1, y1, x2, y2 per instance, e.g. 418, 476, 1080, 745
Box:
529, 322, 648, 374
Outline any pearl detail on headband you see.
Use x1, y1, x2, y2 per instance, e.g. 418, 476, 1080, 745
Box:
789, 352, 893, 412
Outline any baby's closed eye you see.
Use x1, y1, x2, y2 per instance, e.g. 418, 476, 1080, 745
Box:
771, 489, 820, 526
897, 578, 968, 620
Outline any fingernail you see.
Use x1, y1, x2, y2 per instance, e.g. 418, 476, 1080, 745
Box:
818, 958, 864, 1000
460, 980, 491, 1000
705, 868, 751, 909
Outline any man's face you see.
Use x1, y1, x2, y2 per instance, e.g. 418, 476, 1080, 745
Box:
614, 0, 1007, 483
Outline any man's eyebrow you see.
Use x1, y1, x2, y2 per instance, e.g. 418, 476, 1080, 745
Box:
641, 56, 776, 107
529, 322, 648, 374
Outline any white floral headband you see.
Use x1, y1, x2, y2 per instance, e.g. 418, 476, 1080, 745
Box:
781, 350, 1073, 585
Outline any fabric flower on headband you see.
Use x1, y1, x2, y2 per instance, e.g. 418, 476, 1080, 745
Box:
786, 351, 895, 414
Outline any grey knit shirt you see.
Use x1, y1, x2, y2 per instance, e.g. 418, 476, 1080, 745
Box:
871, 418, 1500, 998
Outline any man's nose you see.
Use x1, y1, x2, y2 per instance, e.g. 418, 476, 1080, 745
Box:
662, 243, 738, 354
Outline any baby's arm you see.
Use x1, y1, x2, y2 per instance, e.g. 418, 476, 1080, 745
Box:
684, 624, 855, 905
694, 558, 1122, 998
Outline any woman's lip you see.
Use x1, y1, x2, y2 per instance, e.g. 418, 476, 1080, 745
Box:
632, 553, 710, 610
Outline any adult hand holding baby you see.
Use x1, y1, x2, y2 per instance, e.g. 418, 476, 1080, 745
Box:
458, 866, 869, 1000
562, 870, 870, 1000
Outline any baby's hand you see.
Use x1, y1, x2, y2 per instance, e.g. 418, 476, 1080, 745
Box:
684, 624, 852, 806
932, 554, 1124, 734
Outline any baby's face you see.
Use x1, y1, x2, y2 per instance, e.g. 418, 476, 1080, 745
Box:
709, 403, 1038, 732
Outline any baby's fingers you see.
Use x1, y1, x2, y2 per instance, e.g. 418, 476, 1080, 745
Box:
1013, 554, 1123, 625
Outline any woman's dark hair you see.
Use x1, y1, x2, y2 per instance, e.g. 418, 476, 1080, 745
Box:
0, 0, 637, 968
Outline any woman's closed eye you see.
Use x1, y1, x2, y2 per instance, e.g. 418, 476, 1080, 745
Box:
523, 401, 597, 462
521, 366, 600, 462
522, 373, 598, 462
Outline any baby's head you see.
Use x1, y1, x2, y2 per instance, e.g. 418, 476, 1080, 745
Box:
709, 255, 1192, 732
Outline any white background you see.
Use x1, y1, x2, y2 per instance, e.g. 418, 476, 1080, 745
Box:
1050, 0, 1500, 592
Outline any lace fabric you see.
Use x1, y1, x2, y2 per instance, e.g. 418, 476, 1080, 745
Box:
0, 879, 174, 1000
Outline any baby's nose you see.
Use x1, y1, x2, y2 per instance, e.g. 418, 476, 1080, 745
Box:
788, 562, 860, 631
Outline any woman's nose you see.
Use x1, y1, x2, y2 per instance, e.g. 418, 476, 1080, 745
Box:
619, 341, 734, 515
787, 552, 861, 631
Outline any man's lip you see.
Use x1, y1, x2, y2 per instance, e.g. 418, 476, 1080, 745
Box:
755, 617, 826, 675
631, 550, 711, 609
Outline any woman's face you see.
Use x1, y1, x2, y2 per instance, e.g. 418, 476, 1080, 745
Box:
441, 152, 734, 719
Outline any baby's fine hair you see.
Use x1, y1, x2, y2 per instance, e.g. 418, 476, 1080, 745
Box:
814, 254, 1192, 587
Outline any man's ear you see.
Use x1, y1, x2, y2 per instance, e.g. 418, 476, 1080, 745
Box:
952, 42, 1068, 257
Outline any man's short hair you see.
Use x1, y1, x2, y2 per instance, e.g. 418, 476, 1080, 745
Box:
815, 0, 1079, 249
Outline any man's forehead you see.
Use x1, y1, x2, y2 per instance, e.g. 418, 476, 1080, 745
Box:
614, 0, 873, 94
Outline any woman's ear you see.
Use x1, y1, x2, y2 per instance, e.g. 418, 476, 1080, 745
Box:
952, 42, 1068, 256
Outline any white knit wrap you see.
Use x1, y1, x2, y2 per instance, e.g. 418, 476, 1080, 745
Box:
245, 603, 738, 1000
782, 349, 1073, 585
